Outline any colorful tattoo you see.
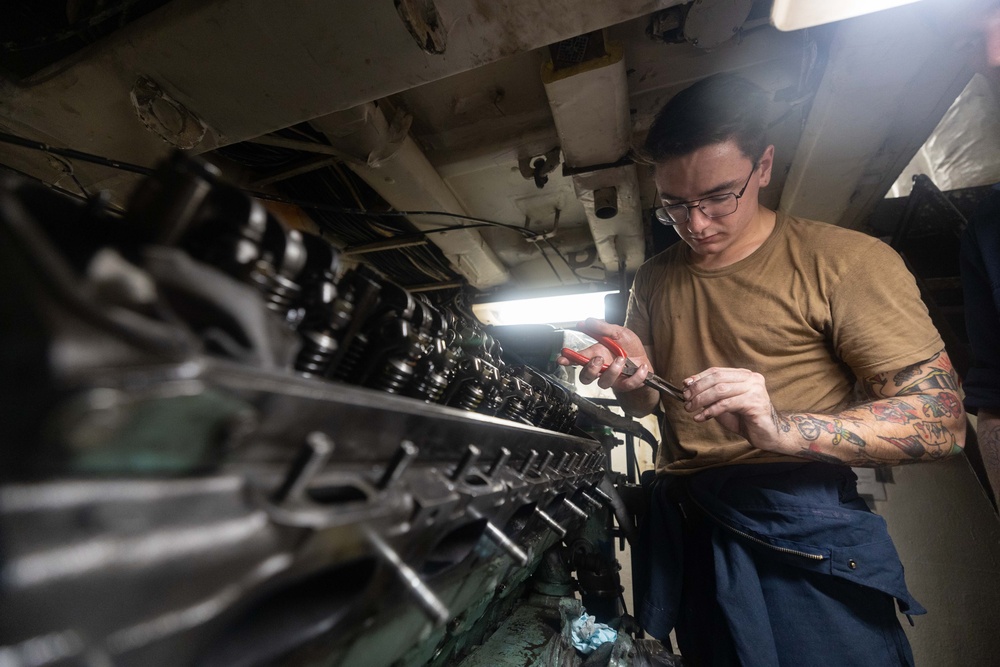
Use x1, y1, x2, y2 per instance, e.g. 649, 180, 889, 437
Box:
795, 351, 964, 465
892, 362, 923, 386
878, 420, 955, 460
863, 372, 889, 398
917, 392, 962, 419
861, 351, 960, 400
896, 368, 960, 395
790, 415, 867, 448
866, 399, 921, 424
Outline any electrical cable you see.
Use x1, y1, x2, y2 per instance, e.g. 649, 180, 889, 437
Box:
0, 131, 153, 175
536, 242, 562, 283
0, 131, 611, 283
343, 208, 539, 238
0, 131, 550, 239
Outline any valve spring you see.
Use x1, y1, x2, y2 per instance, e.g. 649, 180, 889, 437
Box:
479, 388, 503, 416
253, 271, 301, 315
294, 335, 337, 377
371, 358, 413, 394
407, 373, 449, 403
502, 396, 529, 422
532, 404, 551, 428
453, 383, 485, 411
332, 336, 368, 382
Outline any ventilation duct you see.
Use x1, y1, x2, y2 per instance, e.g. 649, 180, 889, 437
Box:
542, 39, 645, 275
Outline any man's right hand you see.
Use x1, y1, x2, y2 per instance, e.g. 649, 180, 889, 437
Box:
556, 319, 658, 415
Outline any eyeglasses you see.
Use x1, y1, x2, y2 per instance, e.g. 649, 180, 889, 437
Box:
653, 163, 758, 226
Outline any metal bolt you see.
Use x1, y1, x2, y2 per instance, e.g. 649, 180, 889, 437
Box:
563, 498, 587, 520
534, 507, 567, 538
580, 491, 603, 510
592, 486, 613, 503
537, 451, 554, 474
378, 440, 419, 490
368, 530, 449, 626
519, 450, 539, 475
272, 431, 334, 503
489, 447, 511, 478
483, 521, 529, 567
451, 444, 481, 482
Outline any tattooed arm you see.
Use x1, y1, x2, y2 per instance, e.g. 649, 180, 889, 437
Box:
682, 349, 966, 466
977, 409, 1000, 499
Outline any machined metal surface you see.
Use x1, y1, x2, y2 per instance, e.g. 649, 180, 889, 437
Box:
0, 158, 619, 666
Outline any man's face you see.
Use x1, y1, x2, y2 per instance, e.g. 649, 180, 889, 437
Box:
653, 139, 773, 267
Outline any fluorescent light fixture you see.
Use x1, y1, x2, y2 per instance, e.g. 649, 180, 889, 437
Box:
771, 0, 924, 31
473, 291, 615, 327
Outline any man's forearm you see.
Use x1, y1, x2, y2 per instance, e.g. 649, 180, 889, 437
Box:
977, 408, 1000, 500
613, 385, 661, 418
771, 391, 966, 466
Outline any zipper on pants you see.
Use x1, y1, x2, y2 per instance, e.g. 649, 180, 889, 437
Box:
686, 492, 827, 561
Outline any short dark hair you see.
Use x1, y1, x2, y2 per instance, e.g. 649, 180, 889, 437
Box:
638, 73, 769, 164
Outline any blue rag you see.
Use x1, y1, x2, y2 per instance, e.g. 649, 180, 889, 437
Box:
569, 613, 617, 654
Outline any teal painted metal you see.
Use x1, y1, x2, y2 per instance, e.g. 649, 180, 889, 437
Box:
457, 596, 582, 667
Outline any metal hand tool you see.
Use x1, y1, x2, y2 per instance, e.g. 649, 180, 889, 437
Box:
561, 335, 685, 402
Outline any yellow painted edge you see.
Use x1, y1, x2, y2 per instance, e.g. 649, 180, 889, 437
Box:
540, 40, 624, 85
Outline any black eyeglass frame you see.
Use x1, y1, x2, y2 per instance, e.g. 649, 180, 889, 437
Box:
654, 161, 759, 226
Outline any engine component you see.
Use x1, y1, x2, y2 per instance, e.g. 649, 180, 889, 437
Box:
0, 154, 637, 666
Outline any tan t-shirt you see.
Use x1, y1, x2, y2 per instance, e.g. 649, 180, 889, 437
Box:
626, 211, 944, 473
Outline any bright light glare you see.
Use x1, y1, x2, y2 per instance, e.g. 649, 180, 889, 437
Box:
771, 0, 924, 31
473, 291, 615, 326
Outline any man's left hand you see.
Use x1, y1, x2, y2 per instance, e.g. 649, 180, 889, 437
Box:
683, 367, 786, 451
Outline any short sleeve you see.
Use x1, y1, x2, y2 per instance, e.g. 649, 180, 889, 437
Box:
625, 264, 652, 346
829, 239, 944, 377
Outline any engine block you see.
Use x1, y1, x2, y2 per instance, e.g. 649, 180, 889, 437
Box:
0, 156, 632, 666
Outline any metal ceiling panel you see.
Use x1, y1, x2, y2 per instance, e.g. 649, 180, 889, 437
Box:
0, 0, 685, 187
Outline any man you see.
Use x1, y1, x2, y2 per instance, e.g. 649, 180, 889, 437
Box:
560, 74, 965, 665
